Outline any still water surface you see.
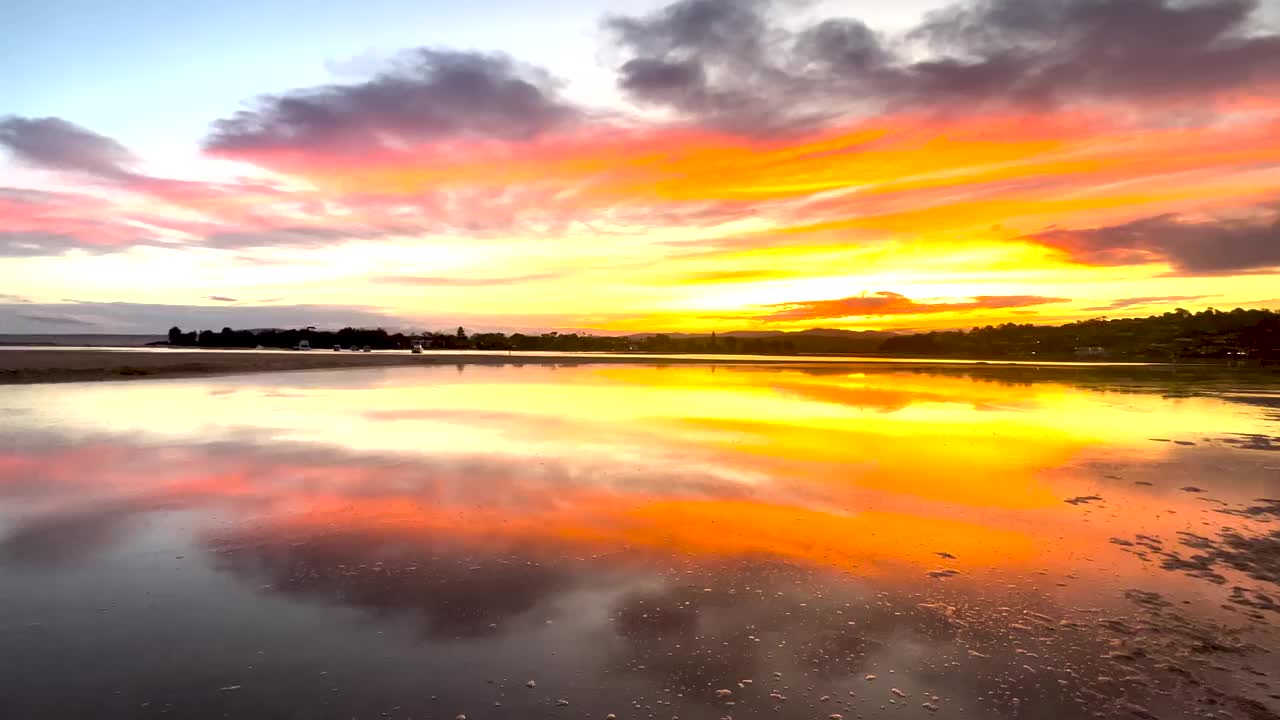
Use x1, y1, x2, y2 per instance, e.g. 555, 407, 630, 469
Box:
1, 364, 1278, 719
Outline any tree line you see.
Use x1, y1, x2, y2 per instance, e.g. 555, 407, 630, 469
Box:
164, 326, 818, 354
165, 307, 1280, 363
879, 308, 1280, 362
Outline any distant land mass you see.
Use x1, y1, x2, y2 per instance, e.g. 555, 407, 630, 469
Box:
3, 308, 1278, 364
624, 328, 892, 340
0, 333, 165, 347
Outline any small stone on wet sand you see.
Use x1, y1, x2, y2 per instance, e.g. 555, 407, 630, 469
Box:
1065, 495, 1104, 505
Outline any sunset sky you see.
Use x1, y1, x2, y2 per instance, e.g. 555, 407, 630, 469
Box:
2, 0, 1279, 335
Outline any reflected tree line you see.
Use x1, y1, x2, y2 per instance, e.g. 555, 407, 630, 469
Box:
165, 307, 1280, 362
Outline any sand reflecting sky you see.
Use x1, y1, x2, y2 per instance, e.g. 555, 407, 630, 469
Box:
1, 365, 1277, 718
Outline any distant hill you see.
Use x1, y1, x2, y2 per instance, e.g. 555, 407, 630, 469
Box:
880, 307, 1280, 362
39, 308, 1279, 362
0, 334, 166, 347
618, 328, 895, 354
625, 328, 896, 340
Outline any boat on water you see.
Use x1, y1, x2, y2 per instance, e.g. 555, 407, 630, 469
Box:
411, 340, 423, 354
294, 340, 312, 351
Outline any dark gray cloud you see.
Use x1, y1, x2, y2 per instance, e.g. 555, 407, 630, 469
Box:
206, 49, 583, 154
201, 225, 411, 250
0, 231, 128, 258
605, 0, 837, 132
0, 226, 390, 258
1081, 295, 1219, 312
207, 296, 238, 302
1028, 209, 1280, 275
378, 272, 562, 287
0, 116, 135, 178
910, 0, 1280, 103
0, 186, 73, 205
759, 291, 1069, 322
13, 312, 95, 327
606, 0, 1280, 133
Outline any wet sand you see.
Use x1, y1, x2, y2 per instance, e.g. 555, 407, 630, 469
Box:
2, 347, 1274, 387
2, 364, 1278, 718
0, 348, 773, 384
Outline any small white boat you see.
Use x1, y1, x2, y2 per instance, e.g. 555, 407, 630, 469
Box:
333, 344, 342, 351
295, 340, 312, 351
411, 340, 423, 354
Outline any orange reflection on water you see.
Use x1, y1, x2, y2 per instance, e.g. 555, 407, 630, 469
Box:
2, 364, 1275, 585
250, 489, 1040, 579
560, 499, 1038, 573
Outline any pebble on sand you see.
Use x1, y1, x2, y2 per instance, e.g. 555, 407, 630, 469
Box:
1065, 495, 1104, 505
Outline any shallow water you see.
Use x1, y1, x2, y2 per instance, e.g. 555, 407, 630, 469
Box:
1, 364, 1277, 719
0, 344, 1157, 366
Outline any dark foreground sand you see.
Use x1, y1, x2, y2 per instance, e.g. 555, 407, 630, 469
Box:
0, 348, 812, 384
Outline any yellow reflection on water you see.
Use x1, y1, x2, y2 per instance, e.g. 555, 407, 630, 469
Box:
6, 364, 1275, 581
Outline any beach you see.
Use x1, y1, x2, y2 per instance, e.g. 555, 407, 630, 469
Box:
0, 347, 841, 384
3, 361, 1278, 719
2, 347, 1269, 387
0, 348, 570, 384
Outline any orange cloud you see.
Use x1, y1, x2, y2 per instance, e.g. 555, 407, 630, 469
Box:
758, 291, 1070, 322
